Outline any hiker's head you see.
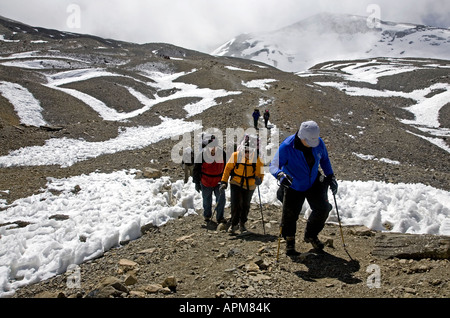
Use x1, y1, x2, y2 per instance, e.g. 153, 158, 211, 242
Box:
201, 134, 218, 158
242, 134, 259, 159
244, 147, 250, 159
298, 121, 320, 148
202, 134, 217, 148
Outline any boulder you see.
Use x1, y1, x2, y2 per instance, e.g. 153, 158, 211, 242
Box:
245, 262, 260, 273
372, 232, 450, 260
143, 283, 164, 294
349, 225, 375, 236
98, 276, 129, 293
162, 275, 177, 292
129, 290, 146, 298
142, 167, 162, 179
118, 259, 139, 274
85, 276, 129, 298
124, 273, 138, 286
34, 291, 66, 298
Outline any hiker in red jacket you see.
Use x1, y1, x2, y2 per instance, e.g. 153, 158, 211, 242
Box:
193, 134, 227, 225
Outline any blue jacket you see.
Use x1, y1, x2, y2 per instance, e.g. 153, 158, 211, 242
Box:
269, 134, 334, 192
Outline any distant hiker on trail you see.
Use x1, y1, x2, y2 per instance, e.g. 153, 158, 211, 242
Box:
193, 134, 227, 225
270, 120, 338, 256
252, 109, 261, 130
263, 109, 270, 128
220, 134, 265, 235
182, 146, 194, 183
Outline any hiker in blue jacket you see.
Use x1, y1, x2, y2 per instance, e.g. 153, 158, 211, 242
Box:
252, 109, 261, 130
270, 121, 338, 256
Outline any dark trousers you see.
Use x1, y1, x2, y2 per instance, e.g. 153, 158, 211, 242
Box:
230, 184, 255, 226
281, 176, 332, 239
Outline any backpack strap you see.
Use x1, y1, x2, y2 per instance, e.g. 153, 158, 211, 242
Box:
231, 152, 257, 188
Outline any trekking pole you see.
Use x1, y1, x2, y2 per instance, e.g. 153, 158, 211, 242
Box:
276, 225, 282, 262
257, 185, 266, 234
276, 178, 290, 263
333, 193, 353, 260
208, 189, 224, 232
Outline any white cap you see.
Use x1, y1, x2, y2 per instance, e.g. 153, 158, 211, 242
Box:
297, 121, 320, 147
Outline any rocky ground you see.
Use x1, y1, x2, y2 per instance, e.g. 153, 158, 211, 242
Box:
0, 17, 449, 305
10, 203, 449, 305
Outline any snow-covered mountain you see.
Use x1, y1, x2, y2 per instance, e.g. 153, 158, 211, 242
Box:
212, 12, 450, 72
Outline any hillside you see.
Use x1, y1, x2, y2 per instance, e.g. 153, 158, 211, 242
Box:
0, 16, 449, 300
212, 12, 450, 72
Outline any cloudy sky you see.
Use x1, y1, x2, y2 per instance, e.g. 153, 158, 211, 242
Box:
1, 0, 449, 53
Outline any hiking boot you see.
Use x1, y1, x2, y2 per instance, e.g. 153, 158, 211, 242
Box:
230, 224, 239, 235
286, 237, 300, 257
217, 218, 227, 224
239, 223, 248, 234
218, 219, 231, 232
204, 217, 211, 223
304, 236, 324, 250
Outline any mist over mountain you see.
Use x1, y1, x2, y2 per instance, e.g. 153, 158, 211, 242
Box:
212, 13, 450, 72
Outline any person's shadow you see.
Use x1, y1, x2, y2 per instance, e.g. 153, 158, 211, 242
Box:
292, 250, 361, 284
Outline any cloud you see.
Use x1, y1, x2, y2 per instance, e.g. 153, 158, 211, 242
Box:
0, 0, 448, 53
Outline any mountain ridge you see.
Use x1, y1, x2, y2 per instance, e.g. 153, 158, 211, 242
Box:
212, 12, 450, 72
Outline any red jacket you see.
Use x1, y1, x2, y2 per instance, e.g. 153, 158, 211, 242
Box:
193, 148, 227, 188
200, 161, 225, 187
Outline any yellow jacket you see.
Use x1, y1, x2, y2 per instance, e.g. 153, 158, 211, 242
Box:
221, 151, 265, 190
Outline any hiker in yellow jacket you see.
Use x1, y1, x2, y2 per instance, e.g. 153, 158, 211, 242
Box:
220, 135, 264, 234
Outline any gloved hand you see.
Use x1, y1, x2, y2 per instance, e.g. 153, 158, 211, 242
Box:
195, 183, 201, 193
327, 175, 338, 195
277, 172, 293, 188
255, 177, 262, 186
219, 181, 227, 193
